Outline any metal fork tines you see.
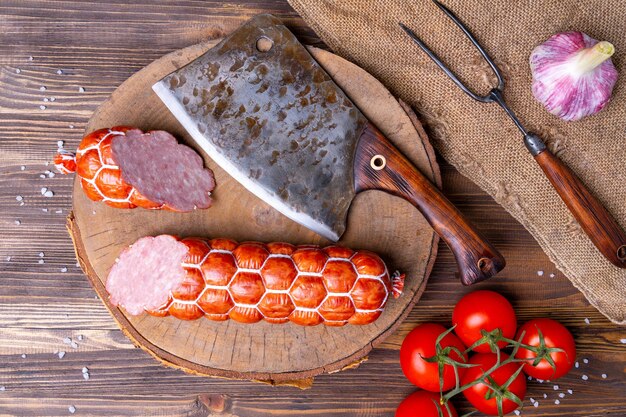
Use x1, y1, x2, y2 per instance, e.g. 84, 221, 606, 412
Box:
399, 0, 527, 135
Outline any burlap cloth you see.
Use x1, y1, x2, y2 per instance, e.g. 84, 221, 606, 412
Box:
287, 0, 626, 324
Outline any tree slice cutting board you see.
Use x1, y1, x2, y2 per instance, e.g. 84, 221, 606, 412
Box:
68, 38, 441, 386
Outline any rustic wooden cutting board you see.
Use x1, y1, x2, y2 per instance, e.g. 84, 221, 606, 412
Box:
67, 39, 441, 386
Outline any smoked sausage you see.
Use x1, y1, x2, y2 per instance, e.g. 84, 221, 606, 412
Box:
54, 127, 215, 211
106, 235, 405, 326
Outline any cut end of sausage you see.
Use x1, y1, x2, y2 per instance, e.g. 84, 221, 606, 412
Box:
54, 151, 77, 174
106, 235, 188, 315
111, 130, 215, 211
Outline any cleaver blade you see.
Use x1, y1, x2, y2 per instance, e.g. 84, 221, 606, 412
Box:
153, 14, 361, 241
153, 14, 505, 285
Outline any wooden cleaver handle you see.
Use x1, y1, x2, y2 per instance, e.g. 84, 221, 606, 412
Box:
354, 122, 505, 285
533, 147, 626, 268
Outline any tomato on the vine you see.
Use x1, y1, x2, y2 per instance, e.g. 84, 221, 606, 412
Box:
461, 353, 527, 416
400, 323, 468, 392
395, 390, 458, 417
452, 290, 517, 352
514, 318, 576, 380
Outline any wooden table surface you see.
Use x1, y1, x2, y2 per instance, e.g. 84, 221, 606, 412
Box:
0, 1, 624, 416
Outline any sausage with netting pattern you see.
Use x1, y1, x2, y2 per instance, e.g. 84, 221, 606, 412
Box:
54, 127, 215, 211
106, 235, 405, 326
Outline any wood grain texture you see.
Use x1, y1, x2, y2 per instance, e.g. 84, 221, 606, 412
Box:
354, 122, 505, 285
534, 148, 626, 268
0, 1, 625, 416
68, 41, 440, 381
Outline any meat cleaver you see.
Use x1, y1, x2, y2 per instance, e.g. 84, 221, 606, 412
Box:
153, 14, 505, 285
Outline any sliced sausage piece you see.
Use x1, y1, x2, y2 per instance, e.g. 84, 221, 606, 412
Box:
112, 129, 215, 211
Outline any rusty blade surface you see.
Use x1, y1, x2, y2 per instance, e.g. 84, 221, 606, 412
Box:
153, 14, 367, 241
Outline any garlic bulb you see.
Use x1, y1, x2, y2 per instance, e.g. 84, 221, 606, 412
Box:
530, 31, 618, 121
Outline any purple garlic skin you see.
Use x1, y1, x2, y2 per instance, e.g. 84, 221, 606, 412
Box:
530, 31, 618, 121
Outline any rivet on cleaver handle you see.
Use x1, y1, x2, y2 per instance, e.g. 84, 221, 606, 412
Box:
152, 14, 504, 285
354, 123, 505, 285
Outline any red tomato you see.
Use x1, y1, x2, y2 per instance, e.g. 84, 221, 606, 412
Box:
400, 323, 468, 392
452, 290, 517, 352
461, 353, 527, 416
514, 318, 576, 380
395, 391, 457, 417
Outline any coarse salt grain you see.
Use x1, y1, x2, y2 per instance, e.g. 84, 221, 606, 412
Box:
555, 399, 560, 405
71, 341, 78, 349
602, 373, 607, 379
63, 337, 72, 345
15, 68, 21, 74
45, 161, 49, 166
6, 256, 11, 262
69, 124, 75, 129
61, 267, 68, 272
559, 393, 565, 398
75, 262, 80, 267
38, 259, 44, 264
549, 273, 555, 278
527, 375, 532, 380
28, 56, 33, 61
43, 98, 49, 102
567, 389, 573, 394
575, 361, 579, 368
56, 69, 63, 75
15, 220, 21, 225
584, 318, 590, 324
44, 190, 54, 197
543, 393, 547, 398
16, 195, 23, 201
553, 385, 559, 390
583, 358, 589, 364
58, 351, 65, 359
68, 405, 76, 414
42, 188, 48, 195
0, 386, 4, 391
21, 354, 26, 358
78, 87, 85, 93
39, 174, 46, 179
514, 411, 520, 416
77, 335, 84, 341
39, 105, 46, 110
83, 372, 89, 380
530, 398, 535, 404
620, 338, 626, 344
42, 208, 48, 212
50, 97, 55, 102
38, 252, 44, 257
82, 367, 88, 374
20, 166, 25, 170
582, 374, 588, 380
39, 86, 46, 91
537, 270, 544, 276
533, 402, 539, 408
20, 202, 24, 206
55, 209, 62, 214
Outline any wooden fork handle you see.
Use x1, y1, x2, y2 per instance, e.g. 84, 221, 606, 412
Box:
354, 122, 506, 285
528, 135, 626, 268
